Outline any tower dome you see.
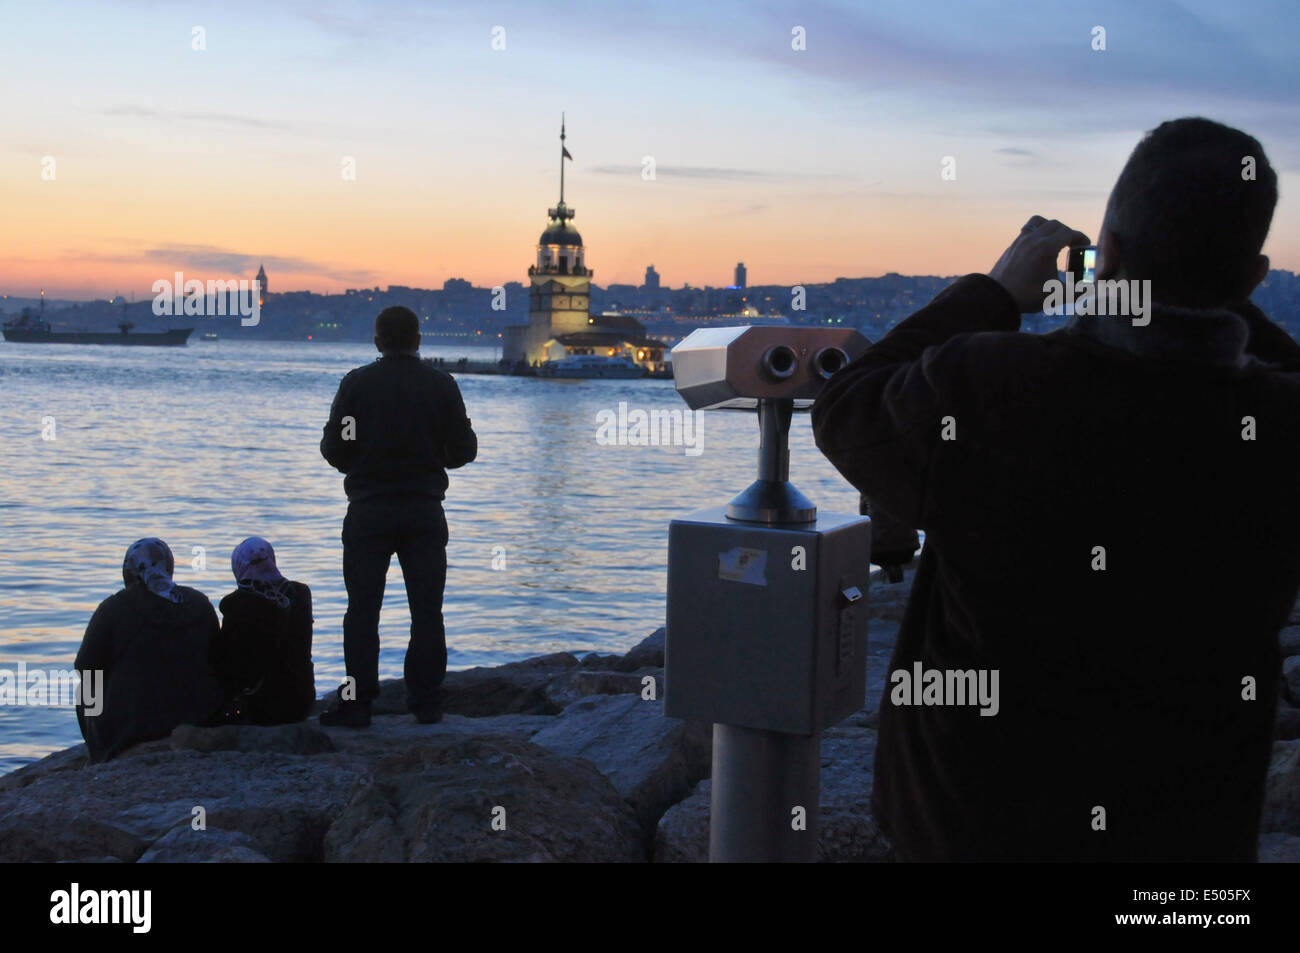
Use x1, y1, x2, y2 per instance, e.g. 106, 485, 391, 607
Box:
540, 213, 583, 247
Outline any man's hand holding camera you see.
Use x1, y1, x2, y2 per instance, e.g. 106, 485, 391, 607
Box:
989, 215, 1091, 313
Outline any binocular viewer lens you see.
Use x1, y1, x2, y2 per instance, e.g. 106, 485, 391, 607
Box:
761, 344, 851, 382
812, 345, 849, 379
761, 344, 798, 381
671, 325, 870, 410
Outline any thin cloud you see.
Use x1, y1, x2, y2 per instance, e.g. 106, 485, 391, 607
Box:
69, 245, 377, 284
588, 164, 852, 182
98, 104, 292, 131
709, 202, 770, 218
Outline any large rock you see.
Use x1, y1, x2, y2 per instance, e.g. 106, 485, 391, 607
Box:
440, 652, 581, 716
3, 702, 616, 863
616, 627, 665, 672
169, 723, 335, 755
137, 826, 272, 863
0, 747, 357, 863
542, 668, 659, 711
1279, 625, 1300, 659
0, 803, 162, 864
313, 654, 589, 719
1276, 705, 1300, 742
0, 709, 578, 863
652, 726, 893, 862
0, 745, 90, 793
1261, 739, 1300, 836
322, 736, 643, 862
1258, 832, 1300, 863
818, 725, 894, 862
530, 694, 710, 835
202, 798, 337, 862
322, 662, 658, 722
322, 712, 555, 756
578, 652, 624, 671
312, 678, 404, 715
1283, 657, 1300, 707
653, 779, 711, 863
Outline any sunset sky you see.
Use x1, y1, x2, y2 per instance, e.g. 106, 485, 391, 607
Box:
2, 0, 1297, 299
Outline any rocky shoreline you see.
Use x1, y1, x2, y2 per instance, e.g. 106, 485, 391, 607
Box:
3, 567, 1299, 862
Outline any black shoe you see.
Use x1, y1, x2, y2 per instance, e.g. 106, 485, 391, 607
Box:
320, 695, 372, 728
412, 706, 442, 725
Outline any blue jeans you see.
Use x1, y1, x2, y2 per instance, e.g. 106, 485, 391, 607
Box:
341, 495, 448, 713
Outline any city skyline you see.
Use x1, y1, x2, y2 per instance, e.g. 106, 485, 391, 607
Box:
3, 0, 1298, 298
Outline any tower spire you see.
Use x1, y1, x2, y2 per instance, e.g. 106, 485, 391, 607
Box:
548, 115, 575, 224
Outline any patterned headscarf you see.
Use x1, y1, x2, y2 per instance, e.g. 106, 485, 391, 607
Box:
231, 537, 290, 609
122, 537, 182, 603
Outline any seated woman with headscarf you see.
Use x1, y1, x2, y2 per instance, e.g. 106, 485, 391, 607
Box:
75, 538, 226, 763
210, 537, 315, 725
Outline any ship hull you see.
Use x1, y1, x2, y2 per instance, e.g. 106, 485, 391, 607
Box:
2, 328, 193, 346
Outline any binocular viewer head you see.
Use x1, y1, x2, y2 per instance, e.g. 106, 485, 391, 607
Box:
670, 326, 870, 410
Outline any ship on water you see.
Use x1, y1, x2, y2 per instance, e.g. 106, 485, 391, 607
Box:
536, 354, 646, 379
2, 313, 192, 346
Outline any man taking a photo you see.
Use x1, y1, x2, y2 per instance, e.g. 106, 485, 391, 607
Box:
813, 118, 1300, 861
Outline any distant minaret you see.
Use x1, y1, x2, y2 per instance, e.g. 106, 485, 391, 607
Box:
256, 263, 268, 307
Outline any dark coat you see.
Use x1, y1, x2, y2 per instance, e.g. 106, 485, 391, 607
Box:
75, 585, 225, 763
213, 582, 315, 725
812, 273, 1300, 861
320, 354, 478, 502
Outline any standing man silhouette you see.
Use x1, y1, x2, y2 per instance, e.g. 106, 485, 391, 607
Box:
320, 306, 478, 727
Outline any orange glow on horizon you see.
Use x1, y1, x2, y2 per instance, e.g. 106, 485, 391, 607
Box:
3, 139, 1297, 299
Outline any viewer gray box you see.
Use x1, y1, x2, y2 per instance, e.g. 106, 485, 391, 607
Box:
665, 507, 871, 735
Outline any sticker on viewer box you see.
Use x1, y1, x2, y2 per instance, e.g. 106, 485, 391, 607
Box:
718, 547, 767, 586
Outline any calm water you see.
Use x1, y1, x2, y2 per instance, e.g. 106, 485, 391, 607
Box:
0, 338, 862, 774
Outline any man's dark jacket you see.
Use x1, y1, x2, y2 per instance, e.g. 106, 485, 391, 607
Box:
812, 274, 1300, 862
321, 354, 478, 501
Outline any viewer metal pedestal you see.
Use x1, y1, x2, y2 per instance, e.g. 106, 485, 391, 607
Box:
710, 723, 821, 862
664, 326, 873, 864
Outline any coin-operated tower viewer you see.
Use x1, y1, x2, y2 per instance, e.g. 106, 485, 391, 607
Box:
665, 326, 873, 863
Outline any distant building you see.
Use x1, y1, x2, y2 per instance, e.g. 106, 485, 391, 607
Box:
644, 265, 660, 291
503, 118, 667, 372
734, 262, 747, 289
503, 117, 591, 364
255, 262, 268, 307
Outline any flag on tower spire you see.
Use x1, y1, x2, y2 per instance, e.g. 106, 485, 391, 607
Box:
558, 113, 573, 205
